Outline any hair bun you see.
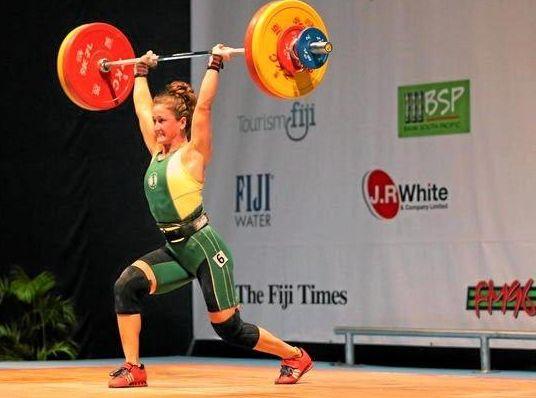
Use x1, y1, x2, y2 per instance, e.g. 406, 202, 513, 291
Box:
166, 81, 194, 99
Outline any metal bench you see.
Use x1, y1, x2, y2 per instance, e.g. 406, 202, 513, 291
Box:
334, 326, 536, 372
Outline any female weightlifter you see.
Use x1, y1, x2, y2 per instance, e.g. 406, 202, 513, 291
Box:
108, 44, 312, 388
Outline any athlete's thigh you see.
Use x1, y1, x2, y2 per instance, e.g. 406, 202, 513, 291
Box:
139, 246, 195, 295
189, 226, 238, 312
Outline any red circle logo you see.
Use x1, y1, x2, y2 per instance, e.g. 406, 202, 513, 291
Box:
362, 170, 400, 220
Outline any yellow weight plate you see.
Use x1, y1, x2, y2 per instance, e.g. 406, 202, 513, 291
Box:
246, 0, 329, 99
245, 2, 274, 97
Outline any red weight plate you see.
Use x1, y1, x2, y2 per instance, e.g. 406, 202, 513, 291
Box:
58, 23, 135, 110
276, 25, 303, 76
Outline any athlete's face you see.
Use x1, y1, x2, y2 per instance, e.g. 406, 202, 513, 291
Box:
152, 104, 186, 144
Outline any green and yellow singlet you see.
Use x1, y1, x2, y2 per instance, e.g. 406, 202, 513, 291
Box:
140, 147, 238, 311
144, 148, 203, 223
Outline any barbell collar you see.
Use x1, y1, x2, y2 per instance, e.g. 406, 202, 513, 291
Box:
309, 41, 333, 55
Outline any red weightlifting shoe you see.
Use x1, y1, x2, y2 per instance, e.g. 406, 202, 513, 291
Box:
275, 348, 313, 384
108, 362, 147, 388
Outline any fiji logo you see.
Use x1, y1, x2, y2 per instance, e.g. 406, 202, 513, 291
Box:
237, 101, 316, 142
147, 172, 158, 190
235, 173, 272, 228
285, 102, 316, 141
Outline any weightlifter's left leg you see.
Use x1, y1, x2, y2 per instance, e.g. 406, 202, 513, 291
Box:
109, 247, 194, 388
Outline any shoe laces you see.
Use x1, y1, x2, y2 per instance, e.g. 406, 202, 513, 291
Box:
109, 365, 131, 378
280, 365, 294, 377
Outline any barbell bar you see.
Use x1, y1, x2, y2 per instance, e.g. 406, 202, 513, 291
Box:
100, 39, 332, 73
99, 49, 246, 72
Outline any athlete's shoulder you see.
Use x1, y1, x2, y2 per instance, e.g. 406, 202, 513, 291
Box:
179, 143, 203, 164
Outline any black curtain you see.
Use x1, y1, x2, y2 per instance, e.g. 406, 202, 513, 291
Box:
1, 0, 193, 358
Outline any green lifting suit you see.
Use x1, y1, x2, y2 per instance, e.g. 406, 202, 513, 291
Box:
140, 148, 238, 312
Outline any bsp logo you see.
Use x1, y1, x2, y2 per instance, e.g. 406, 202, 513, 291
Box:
398, 79, 470, 138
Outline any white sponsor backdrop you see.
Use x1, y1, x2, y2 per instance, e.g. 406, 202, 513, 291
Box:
191, 0, 536, 348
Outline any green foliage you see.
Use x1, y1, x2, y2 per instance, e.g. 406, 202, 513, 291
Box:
0, 266, 79, 360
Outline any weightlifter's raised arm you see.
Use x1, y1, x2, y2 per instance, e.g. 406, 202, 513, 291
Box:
133, 51, 158, 155
189, 44, 236, 166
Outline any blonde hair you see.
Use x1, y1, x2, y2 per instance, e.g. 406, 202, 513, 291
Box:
153, 81, 197, 140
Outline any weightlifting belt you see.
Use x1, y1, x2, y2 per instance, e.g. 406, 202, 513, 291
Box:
158, 212, 209, 243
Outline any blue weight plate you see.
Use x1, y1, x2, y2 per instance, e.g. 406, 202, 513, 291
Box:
295, 27, 329, 69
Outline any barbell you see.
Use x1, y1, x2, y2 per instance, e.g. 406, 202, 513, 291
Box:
57, 0, 333, 111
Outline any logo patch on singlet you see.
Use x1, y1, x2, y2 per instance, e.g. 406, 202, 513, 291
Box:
147, 172, 158, 190
212, 251, 228, 268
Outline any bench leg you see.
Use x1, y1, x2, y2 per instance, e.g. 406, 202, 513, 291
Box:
479, 336, 490, 372
344, 332, 355, 365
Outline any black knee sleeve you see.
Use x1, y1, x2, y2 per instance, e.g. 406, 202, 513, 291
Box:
114, 266, 150, 314
211, 311, 260, 349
